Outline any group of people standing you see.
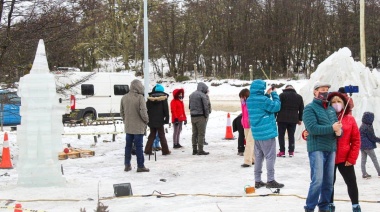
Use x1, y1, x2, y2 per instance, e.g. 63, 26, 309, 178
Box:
120, 78, 380, 212
120, 80, 212, 172
234, 80, 379, 212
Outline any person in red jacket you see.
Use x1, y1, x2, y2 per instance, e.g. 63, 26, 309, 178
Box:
170, 88, 187, 148
327, 92, 361, 212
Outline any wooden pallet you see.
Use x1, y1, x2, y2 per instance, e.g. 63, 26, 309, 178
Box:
59, 148, 95, 160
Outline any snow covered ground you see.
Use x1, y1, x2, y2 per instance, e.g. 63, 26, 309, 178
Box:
2, 109, 380, 212
1, 47, 380, 212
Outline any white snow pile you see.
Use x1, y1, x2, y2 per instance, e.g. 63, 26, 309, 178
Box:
299, 47, 380, 135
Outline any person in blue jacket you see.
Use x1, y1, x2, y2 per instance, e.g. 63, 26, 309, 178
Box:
246, 79, 284, 189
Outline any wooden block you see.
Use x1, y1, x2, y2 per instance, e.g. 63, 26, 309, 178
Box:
58, 148, 95, 160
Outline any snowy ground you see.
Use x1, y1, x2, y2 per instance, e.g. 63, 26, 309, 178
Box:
1, 82, 380, 212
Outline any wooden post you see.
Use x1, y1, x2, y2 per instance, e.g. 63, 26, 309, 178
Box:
249, 65, 253, 81
360, 0, 366, 65
194, 63, 197, 82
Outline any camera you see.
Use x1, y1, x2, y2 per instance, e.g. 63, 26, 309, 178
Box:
271, 84, 276, 90
344, 85, 359, 94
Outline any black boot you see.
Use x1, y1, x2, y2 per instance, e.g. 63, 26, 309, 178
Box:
197, 151, 209, 155
192, 145, 197, 155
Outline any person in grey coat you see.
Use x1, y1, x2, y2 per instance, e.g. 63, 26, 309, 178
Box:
189, 82, 210, 155
120, 79, 149, 172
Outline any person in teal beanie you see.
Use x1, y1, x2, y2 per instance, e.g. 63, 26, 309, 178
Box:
246, 79, 283, 189
144, 83, 171, 155
303, 82, 342, 212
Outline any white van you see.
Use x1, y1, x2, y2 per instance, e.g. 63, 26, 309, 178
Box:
55, 72, 136, 123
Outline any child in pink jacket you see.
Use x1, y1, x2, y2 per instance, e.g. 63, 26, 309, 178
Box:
240, 88, 255, 167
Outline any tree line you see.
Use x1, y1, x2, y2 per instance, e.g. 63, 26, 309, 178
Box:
1, 0, 379, 84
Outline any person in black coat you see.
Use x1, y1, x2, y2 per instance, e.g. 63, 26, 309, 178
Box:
232, 114, 245, 155
144, 84, 171, 155
276, 85, 304, 157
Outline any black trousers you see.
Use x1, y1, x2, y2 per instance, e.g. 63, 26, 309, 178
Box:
277, 122, 296, 152
237, 127, 245, 153
331, 163, 359, 204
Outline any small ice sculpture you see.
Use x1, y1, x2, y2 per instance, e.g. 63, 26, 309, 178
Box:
17, 39, 65, 186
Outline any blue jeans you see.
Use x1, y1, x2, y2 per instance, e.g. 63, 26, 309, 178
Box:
125, 134, 144, 168
153, 132, 161, 148
305, 151, 336, 211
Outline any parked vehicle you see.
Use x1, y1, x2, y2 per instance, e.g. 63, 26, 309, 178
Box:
0, 90, 21, 125
55, 72, 136, 124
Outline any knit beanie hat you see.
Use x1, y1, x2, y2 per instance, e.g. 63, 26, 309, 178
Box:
154, 84, 164, 92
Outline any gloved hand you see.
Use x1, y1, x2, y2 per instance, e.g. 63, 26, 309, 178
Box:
174, 118, 179, 125
184, 120, 187, 125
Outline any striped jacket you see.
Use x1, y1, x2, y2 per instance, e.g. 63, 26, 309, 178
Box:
246, 79, 281, 141
303, 98, 338, 152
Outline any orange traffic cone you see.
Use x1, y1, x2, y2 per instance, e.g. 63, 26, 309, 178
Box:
224, 113, 234, 140
0, 132, 13, 169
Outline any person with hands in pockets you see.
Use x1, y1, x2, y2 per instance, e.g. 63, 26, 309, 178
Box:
189, 82, 210, 155
171, 88, 187, 149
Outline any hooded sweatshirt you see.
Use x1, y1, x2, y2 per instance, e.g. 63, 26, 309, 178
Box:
189, 82, 209, 118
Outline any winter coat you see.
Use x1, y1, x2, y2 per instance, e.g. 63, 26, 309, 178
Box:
246, 79, 281, 141
170, 88, 187, 123
335, 115, 360, 165
303, 98, 338, 152
146, 88, 169, 128
241, 99, 250, 129
276, 88, 304, 124
120, 79, 149, 134
189, 82, 209, 118
360, 112, 380, 150
327, 92, 360, 164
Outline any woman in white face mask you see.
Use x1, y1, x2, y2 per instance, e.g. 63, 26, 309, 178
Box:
326, 92, 361, 212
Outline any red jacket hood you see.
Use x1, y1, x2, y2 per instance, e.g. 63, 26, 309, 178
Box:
173, 88, 184, 99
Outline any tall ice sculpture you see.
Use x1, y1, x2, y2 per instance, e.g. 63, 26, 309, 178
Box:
17, 39, 65, 186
